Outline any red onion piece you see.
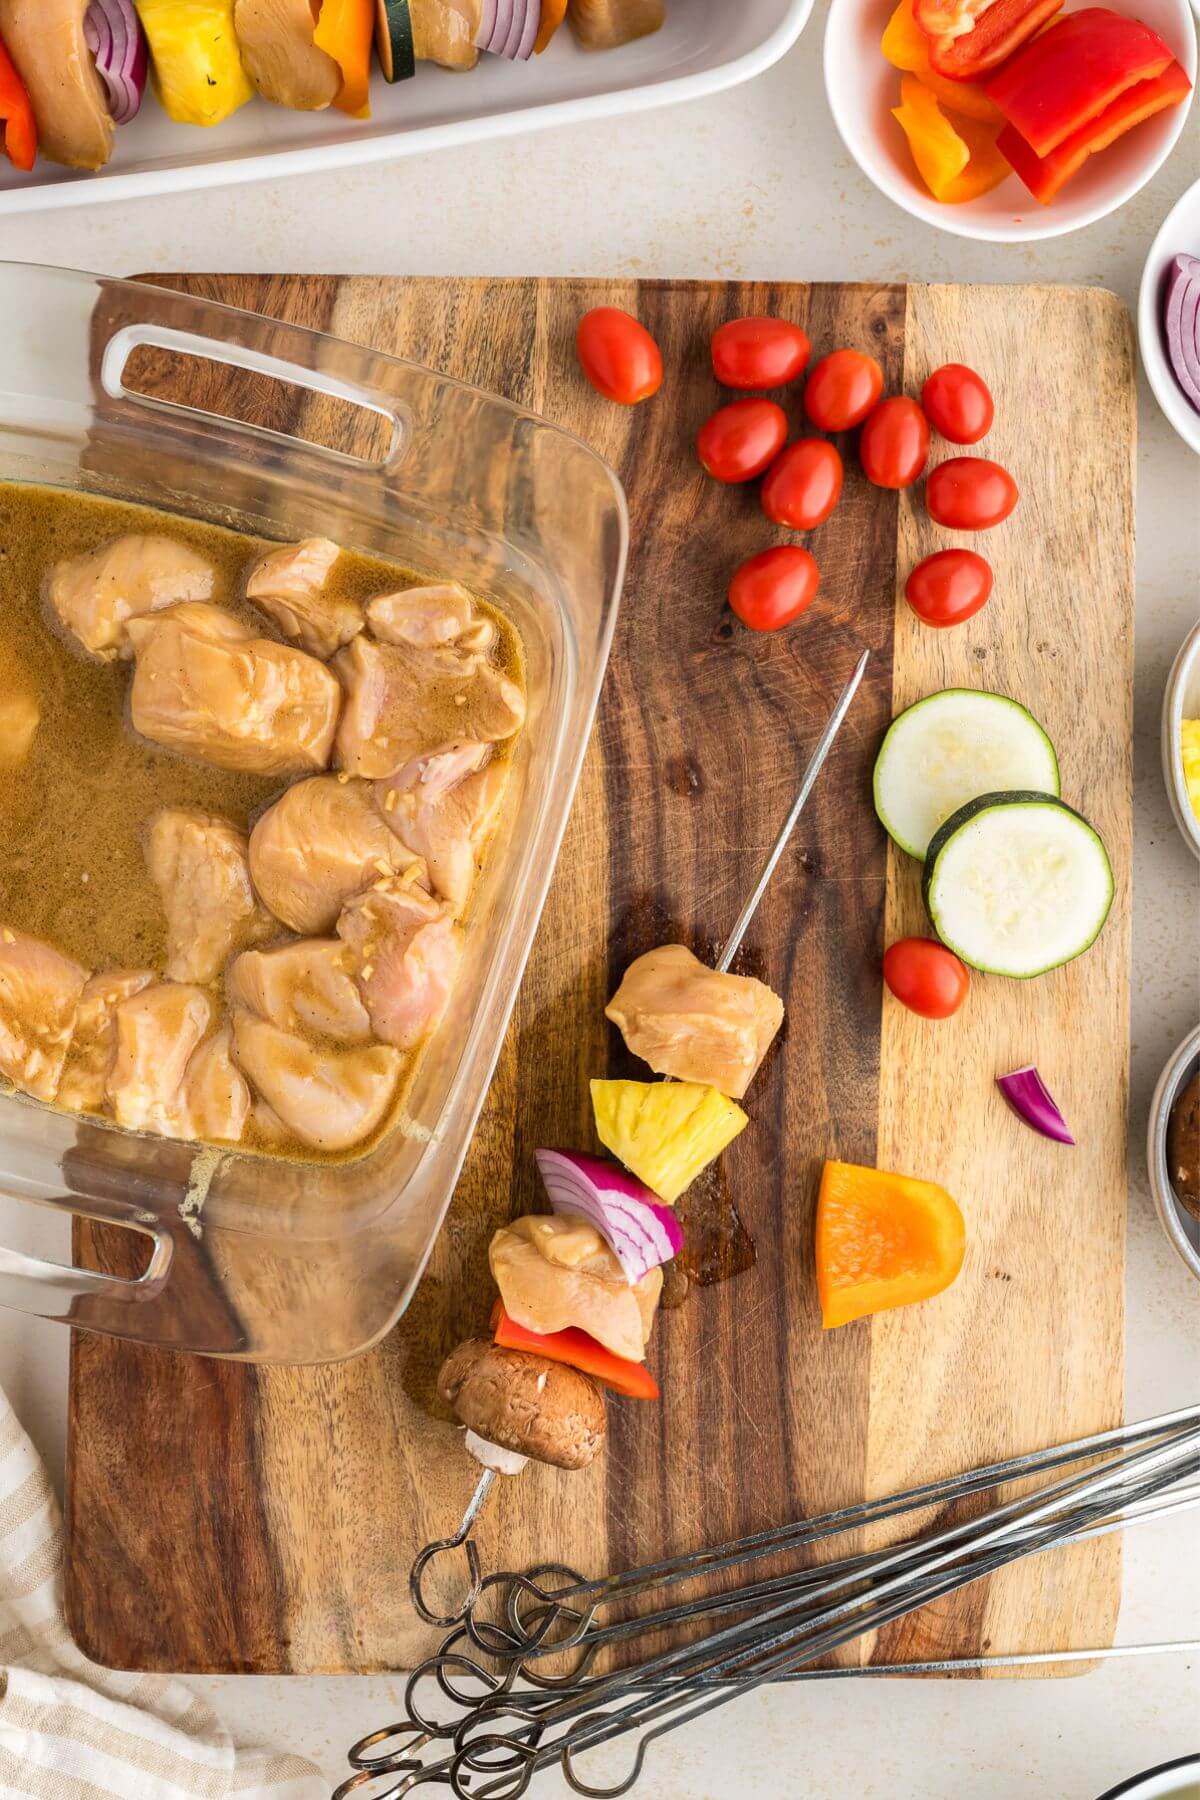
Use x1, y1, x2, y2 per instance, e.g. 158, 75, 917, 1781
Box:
487, 0, 516, 52
535, 1148, 684, 1284
477, 0, 498, 48
84, 0, 148, 125
515, 0, 542, 59
1163, 253, 1200, 416
996, 1066, 1075, 1145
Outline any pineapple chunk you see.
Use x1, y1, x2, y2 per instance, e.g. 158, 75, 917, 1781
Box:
1183, 720, 1200, 824
589, 1078, 747, 1204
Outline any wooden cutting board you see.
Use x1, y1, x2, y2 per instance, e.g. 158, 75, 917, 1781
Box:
64, 277, 1134, 1676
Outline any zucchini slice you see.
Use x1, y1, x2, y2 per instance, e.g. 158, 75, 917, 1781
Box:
923, 792, 1114, 978
874, 688, 1060, 860
376, 0, 415, 80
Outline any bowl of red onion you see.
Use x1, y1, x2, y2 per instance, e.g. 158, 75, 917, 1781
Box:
1139, 174, 1200, 454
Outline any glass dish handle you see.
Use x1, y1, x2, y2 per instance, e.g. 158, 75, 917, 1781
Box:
0, 1195, 191, 1348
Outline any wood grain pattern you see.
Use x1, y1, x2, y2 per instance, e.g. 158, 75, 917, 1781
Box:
64, 278, 1132, 1676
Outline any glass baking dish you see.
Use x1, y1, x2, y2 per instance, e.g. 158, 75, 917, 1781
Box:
0, 262, 626, 1363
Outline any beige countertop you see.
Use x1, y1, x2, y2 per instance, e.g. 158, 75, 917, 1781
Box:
2, 6, 1198, 1793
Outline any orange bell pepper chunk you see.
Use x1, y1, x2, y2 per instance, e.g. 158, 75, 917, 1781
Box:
997, 58, 1192, 204
493, 1303, 661, 1400
882, 0, 1002, 124
0, 33, 35, 172
938, 111, 1011, 201
314, 0, 374, 118
985, 7, 1175, 156
815, 1159, 966, 1329
535, 0, 569, 52
926, 0, 1063, 80
893, 74, 970, 197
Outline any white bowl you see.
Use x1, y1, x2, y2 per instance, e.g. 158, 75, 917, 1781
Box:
1161, 619, 1200, 857
1147, 1025, 1200, 1285
1139, 175, 1200, 454
825, 0, 1196, 242
1098, 1753, 1200, 1797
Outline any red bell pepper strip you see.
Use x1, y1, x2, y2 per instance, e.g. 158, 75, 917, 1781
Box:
0, 34, 35, 172
985, 8, 1175, 156
997, 59, 1192, 204
927, 0, 1063, 80
492, 1303, 661, 1400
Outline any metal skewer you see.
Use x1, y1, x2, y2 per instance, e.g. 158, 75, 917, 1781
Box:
409, 648, 871, 1633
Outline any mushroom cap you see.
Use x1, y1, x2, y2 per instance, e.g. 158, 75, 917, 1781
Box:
437, 1338, 607, 1472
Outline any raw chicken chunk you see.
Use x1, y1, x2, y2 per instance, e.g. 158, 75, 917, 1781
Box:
605, 944, 784, 1100
0, 929, 88, 1102
233, 0, 341, 108
244, 536, 364, 659
365, 584, 495, 652
336, 880, 460, 1051
248, 776, 420, 935
0, 687, 39, 768
227, 939, 372, 1044
569, 0, 664, 49
489, 1215, 663, 1363
106, 982, 212, 1134
45, 534, 216, 661
411, 0, 481, 68
128, 603, 341, 777
179, 1026, 251, 1144
230, 1009, 402, 1152
377, 741, 510, 912
146, 808, 274, 984
333, 634, 524, 779
58, 969, 155, 1113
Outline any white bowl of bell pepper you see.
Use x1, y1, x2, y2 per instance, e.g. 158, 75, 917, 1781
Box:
825, 0, 1196, 241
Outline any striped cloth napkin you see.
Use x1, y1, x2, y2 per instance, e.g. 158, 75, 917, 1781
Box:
0, 1391, 322, 1800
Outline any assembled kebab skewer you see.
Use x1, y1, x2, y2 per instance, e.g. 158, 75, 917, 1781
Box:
411, 647, 870, 1634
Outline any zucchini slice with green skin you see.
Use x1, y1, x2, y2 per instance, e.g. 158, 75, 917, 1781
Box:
923, 792, 1114, 978
873, 688, 1060, 860
376, 0, 415, 80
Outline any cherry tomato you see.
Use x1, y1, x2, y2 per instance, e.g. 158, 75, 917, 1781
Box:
803, 349, 884, 433
859, 396, 930, 490
575, 307, 663, 406
711, 317, 811, 390
728, 546, 819, 632
883, 938, 970, 1020
926, 457, 1018, 530
905, 549, 993, 628
761, 438, 844, 530
921, 364, 994, 446
697, 398, 788, 484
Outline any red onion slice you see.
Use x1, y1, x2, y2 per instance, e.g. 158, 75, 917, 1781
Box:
535, 1148, 683, 1284
477, 0, 498, 48
1163, 253, 1200, 415
515, 0, 542, 58
487, 0, 516, 52
84, 0, 148, 124
996, 1065, 1075, 1145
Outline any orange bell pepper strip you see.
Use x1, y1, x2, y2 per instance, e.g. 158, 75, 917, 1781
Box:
893, 74, 970, 197
0, 33, 35, 172
492, 1303, 661, 1400
535, 0, 569, 52
998, 58, 1192, 204
314, 0, 374, 118
882, 0, 1002, 124
984, 7, 1175, 156
815, 1159, 965, 1329
937, 110, 1011, 201
926, 0, 1063, 80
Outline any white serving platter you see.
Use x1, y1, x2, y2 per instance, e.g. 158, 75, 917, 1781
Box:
0, 0, 812, 214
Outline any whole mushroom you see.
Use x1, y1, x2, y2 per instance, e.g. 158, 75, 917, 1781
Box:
437, 1338, 607, 1473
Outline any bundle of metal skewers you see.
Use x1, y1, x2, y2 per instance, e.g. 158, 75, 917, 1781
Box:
338, 1404, 1200, 1799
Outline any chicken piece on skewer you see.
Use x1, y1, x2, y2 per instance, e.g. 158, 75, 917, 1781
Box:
568, 0, 665, 50
605, 943, 784, 1100
489, 1214, 661, 1365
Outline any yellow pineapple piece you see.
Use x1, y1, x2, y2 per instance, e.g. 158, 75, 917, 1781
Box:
1182, 720, 1200, 824
589, 1078, 748, 1204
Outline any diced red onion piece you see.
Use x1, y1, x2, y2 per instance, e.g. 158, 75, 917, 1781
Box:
535, 1148, 683, 1284
84, 0, 148, 124
996, 1065, 1075, 1145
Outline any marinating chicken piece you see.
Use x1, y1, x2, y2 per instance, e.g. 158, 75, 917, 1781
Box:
0, 929, 88, 1102
248, 776, 420, 935
233, 0, 341, 108
333, 634, 524, 779
568, 0, 664, 49
605, 944, 784, 1100
244, 536, 364, 659
227, 939, 372, 1043
489, 1215, 663, 1363
230, 1009, 402, 1153
57, 970, 155, 1113
179, 1026, 251, 1144
146, 809, 274, 984
45, 535, 216, 661
377, 741, 510, 912
337, 880, 461, 1051
365, 583, 496, 652
128, 603, 341, 777
0, 0, 114, 168
411, 0, 482, 69
0, 687, 39, 768
106, 982, 212, 1134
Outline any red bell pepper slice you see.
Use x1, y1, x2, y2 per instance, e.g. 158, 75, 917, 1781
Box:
985, 8, 1175, 156
927, 0, 1063, 80
0, 34, 35, 172
492, 1303, 661, 1401
997, 58, 1192, 204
